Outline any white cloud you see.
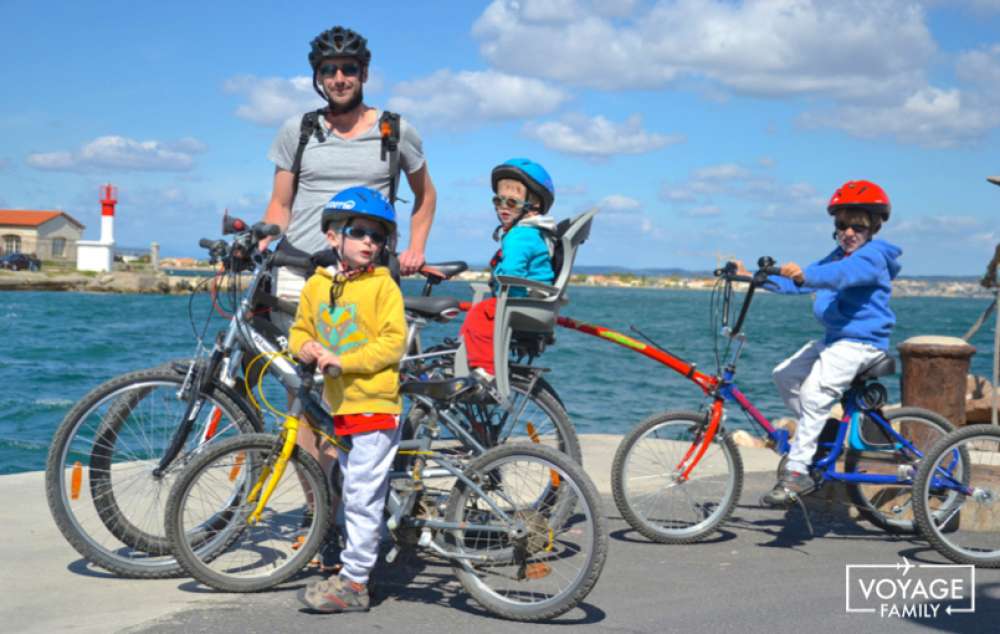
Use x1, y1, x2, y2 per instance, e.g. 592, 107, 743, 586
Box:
474, 0, 935, 98
800, 86, 998, 147
524, 113, 682, 158
224, 75, 325, 126
661, 161, 823, 221
591, 194, 655, 234
387, 70, 569, 126
957, 44, 1000, 91
26, 136, 205, 172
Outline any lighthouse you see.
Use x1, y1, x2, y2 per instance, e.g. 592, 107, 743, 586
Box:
76, 184, 117, 272
100, 184, 116, 243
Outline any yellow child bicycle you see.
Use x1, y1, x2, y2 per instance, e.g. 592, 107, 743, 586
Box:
164, 360, 607, 622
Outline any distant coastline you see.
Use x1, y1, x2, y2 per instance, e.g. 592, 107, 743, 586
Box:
1, 268, 992, 298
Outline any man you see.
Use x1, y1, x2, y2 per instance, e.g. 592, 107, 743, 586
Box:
261, 25, 436, 306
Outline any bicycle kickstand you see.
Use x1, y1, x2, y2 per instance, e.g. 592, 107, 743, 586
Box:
791, 493, 815, 538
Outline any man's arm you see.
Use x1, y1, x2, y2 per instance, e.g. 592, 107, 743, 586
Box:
259, 167, 295, 251
397, 164, 436, 275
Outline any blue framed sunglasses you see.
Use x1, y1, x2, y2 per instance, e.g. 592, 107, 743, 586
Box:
343, 225, 387, 245
318, 62, 361, 78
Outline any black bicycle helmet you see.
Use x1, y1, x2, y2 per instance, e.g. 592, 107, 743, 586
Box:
309, 26, 371, 70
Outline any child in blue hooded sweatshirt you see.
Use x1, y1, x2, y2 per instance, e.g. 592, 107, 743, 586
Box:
749, 180, 902, 506
460, 159, 557, 378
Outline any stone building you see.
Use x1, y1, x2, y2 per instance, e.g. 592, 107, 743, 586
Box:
0, 210, 85, 261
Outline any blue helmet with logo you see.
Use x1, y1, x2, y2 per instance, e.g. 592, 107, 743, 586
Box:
491, 158, 555, 214
321, 186, 396, 234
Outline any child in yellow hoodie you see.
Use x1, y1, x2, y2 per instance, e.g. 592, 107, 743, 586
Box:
291, 186, 406, 613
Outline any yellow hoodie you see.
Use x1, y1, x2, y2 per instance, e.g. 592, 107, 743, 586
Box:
289, 265, 406, 415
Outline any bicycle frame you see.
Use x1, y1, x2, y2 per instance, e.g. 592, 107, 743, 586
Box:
556, 288, 932, 488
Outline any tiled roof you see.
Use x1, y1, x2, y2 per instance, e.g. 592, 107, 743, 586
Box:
0, 210, 85, 229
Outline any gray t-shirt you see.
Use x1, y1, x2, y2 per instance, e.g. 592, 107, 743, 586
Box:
268, 109, 426, 254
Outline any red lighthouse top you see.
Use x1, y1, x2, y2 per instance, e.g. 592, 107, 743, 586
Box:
100, 184, 118, 217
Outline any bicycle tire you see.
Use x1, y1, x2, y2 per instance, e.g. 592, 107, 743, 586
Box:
45, 367, 256, 578
457, 375, 580, 464
913, 425, 995, 566
165, 433, 331, 592
612, 411, 744, 544
844, 406, 956, 534
445, 443, 607, 621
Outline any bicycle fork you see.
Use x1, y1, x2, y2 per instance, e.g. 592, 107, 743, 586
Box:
674, 399, 724, 482
246, 416, 301, 524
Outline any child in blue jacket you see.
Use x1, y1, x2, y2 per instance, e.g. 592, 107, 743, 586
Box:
752, 180, 902, 506
460, 159, 557, 377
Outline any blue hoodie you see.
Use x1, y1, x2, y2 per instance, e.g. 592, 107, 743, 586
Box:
764, 239, 902, 351
492, 215, 556, 297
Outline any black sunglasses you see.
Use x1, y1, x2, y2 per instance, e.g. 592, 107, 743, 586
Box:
343, 225, 386, 245
835, 221, 871, 234
318, 62, 361, 78
492, 195, 538, 212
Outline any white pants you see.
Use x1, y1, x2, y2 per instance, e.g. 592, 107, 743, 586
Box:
772, 339, 885, 472
337, 423, 401, 585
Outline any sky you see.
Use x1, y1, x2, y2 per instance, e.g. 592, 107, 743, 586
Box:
2, 0, 999, 275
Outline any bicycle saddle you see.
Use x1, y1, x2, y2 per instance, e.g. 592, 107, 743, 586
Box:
855, 355, 895, 382
422, 261, 468, 280
400, 377, 477, 401
404, 296, 462, 321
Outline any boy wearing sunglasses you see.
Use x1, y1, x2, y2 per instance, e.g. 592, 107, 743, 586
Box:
291, 186, 406, 613
743, 180, 902, 507
460, 158, 558, 380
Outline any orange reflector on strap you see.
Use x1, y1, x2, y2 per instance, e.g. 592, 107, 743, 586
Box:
526, 422, 540, 443
550, 469, 560, 488
525, 562, 552, 579
228, 452, 245, 482
70, 461, 83, 500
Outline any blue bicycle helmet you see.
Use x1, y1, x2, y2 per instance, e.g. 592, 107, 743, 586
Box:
491, 158, 555, 214
321, 186, 396, 234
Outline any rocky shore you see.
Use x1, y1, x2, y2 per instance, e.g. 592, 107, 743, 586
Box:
0, 268, 993, 298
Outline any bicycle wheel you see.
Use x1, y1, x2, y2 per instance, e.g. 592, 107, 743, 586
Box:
458, 376, 580, 463
165, 433, 331, 592
611, 411, 743, 544
444, 443, 607, 621
45, 367, 256, 578
844, 406, 956, 534
913, 425, 997, 566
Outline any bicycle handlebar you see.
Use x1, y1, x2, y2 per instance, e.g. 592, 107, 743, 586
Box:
271, 251, 313, 271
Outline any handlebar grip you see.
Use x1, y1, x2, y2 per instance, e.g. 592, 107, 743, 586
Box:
271, 251, 314, 271
198, 238, 216, 249
761, 266, 782, 277
253, 222, 281, 237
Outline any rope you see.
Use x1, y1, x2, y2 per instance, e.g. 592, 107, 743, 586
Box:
962, 297, 997, 341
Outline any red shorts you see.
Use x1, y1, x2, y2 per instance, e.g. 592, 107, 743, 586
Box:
332, 413, 398, 436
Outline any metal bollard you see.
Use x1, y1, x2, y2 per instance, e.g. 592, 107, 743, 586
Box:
898, 336, 976, 427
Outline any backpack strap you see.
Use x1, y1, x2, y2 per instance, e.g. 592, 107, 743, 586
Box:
379, 110, 402, 204
290, 109, 324, 201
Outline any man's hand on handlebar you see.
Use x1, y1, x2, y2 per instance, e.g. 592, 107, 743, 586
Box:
258, 236, 275, 253
779, 262, 805, 285
398, 248, 426, 276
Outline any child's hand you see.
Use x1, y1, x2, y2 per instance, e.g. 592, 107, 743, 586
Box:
780, 262, 805, 285
316, 350, 342, 375
297, 340, 324, 363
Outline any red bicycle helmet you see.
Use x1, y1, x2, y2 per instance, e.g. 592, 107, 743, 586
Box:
827, 180, 891, 221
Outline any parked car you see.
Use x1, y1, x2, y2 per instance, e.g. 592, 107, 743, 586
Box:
0, 253, 41, 271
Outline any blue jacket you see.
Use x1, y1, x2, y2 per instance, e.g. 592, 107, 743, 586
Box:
764, 239, 902, 350
492, 215, 556, 297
